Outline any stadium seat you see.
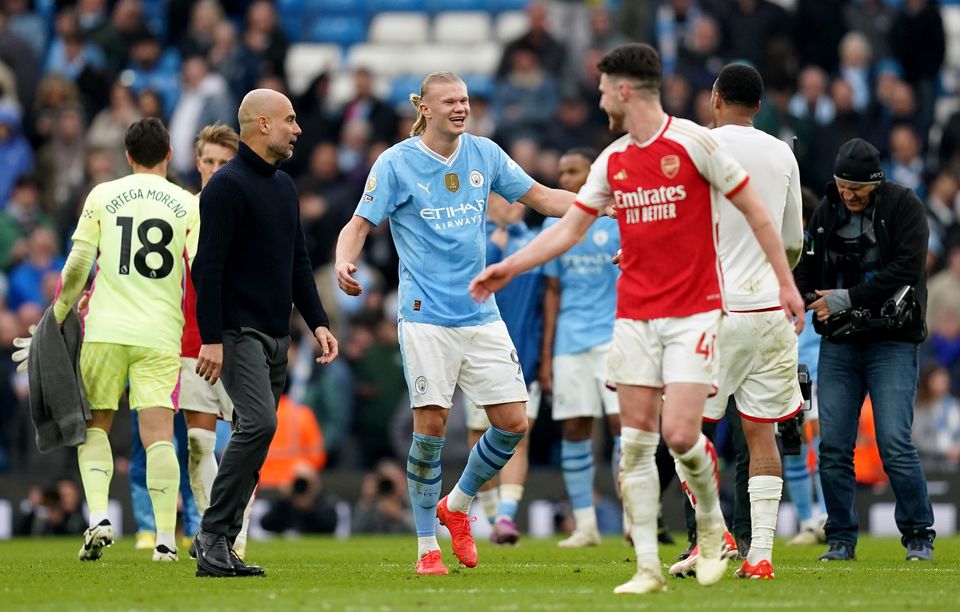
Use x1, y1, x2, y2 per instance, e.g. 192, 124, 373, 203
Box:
368, 12, 430, 45
308, 0, 367, 14
327, 70, 392, 108
346, 44, 411, 77
367, 0, 429, 13
488, 0, 531, 13
305, 16, 368, 47
426, 0, 485, 12
285, 44, 343, 96
408, 43, 501, 77
943, 6, 960, 69
388, 75, 427, 108
495, 11, 529, 43
433, 12, 493, 45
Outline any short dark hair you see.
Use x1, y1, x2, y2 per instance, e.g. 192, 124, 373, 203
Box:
597, 43, 662, 91
124, 117, 169, 167
715, 63, 764, 107
562, 147, 597, 164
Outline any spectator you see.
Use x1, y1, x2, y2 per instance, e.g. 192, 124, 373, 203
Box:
85, 81, 142, 178
718, 0, 790, 77
4, 0, 48, 62
339, 68, 398, 146
494, 49, 560, 142
16, 478, 86, 536
207, 19, 260, 106
0, 102, 32, 205
926, 242, 960, 336
844, 0, 895, 61
124, 34, 181, 120
86, 0, 151, 77
890, 0, 945, 133
259, 392, 327, 491
135, 88, 165, 119
168, 55, 234, 183
789, 65, 836, 127
0, 10, 39, 114
351, 459, 415, 534
837, 31, 873, 113
674, 14, 724, 92
793, 0, 848, 74
885, 125, 927, 201
243, 0, 287, 78
179, 0, 223, 60
76, 0, 108, 35
0, 175, 54, 270
654, 0, 703, 78
259, 464, 338, 535
913, 362, 960, 469
544, 97, 599, 155
496, 0, 566, 80
337, 119, 370, 177
925, 172, 960, 251
44, 7, 107, 83
36, 103, 87, 218
6, 226, 64, 310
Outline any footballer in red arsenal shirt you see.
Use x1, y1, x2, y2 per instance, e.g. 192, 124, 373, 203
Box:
470, 43, 804, 596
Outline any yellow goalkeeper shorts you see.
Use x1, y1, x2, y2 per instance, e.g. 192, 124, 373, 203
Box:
80, 342, 180, 411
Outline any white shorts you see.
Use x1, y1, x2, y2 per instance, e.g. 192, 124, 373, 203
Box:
552, 343, 620, 421
703, 310, 803, 423
465, 382, 541, 430
399, 320, 529, 409
607, 310, 722, 388
178, 357, 234, 421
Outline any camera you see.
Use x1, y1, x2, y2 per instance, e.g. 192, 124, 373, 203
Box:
810, 285, 915, 341
778, 365, 808, 456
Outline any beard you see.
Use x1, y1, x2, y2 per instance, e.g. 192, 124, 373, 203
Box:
606, 110, 624, 133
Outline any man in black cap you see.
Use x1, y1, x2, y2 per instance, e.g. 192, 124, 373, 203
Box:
795, 137, 935, 562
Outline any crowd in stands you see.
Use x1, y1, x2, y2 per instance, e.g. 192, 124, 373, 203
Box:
1, 0, 960, 527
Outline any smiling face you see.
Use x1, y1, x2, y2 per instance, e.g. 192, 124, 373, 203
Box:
422, 79, 469, 138
599, 72, 626, 133
835, 178, 878, 213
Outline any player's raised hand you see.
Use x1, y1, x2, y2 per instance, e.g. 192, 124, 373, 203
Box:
196, 343, 223, 385
470, 262, 515, 302
781, 284, 806, 334
336, 261, 362, 296
314, 326, 339, 365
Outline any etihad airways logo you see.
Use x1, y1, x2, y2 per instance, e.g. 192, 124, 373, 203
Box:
420, 199, 485, 230
613, 185, 687, 224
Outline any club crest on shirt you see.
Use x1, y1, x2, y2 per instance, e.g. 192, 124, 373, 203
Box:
469, 170, 484, 188
366, 171, 377, 192
415, 376, 428, 395
444, 172, 460, 192
661, 155, 680, 179
593, 229, 609, 246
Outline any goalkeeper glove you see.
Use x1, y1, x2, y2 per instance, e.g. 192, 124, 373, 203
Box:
11, 324, 36, 373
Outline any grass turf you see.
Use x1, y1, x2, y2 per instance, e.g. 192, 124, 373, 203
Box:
1, 534, 958, 610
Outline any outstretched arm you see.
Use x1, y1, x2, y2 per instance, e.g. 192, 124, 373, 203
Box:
470, 204, 596, 301
335, 215, 374, 296
517, 182, 575, 218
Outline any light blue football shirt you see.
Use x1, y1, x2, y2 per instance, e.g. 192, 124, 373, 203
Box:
543, 216, 620, 355
355, 134, 534, 326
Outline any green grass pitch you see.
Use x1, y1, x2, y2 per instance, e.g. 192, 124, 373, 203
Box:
1, 535, 958, 610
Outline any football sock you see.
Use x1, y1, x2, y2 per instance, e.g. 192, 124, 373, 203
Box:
747, 475, 782, 565
451, 426, 524, 512
186, 427, 218, 515
611, 435, 622, 497
671, 434, 722, 524
407, 432, 444, 550
784, 446, 813, 522
235, 488, 256, 557
573, 507, 599, 535
620, 427, 661, 569
561, 439, 594, 512
477, 488, 500, 524
78, 427, 113, 527
496, 484, 523, 521
145, 440, 180, 550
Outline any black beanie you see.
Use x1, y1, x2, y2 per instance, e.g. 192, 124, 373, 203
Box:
834, 138, 884, 183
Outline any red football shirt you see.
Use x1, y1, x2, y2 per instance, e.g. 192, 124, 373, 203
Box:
575, 115, 749, 320
181, 259, 201, 358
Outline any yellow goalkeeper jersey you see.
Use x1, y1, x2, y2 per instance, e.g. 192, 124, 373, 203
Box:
72, 172, 200, 353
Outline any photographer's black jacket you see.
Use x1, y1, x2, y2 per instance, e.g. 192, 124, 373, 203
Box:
794, 180, 928, 344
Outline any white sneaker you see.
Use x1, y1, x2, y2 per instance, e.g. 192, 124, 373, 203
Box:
695, 514, 729, 586
788, 518, 827, 546
152, 544, 178, 561
558, 530, 601, 548
78, 520, 115, 561
613, 565, 667, 594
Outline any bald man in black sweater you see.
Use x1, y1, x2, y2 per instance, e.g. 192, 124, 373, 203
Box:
191, 89, 339, 578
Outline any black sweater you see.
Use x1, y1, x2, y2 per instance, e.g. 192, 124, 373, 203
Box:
193, 142, 328, 343
794, 181, 928, 344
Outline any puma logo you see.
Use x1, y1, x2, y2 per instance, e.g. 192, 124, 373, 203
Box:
417, 182, 431, 194
88, 467, 109, 475
148, 487, 169, 495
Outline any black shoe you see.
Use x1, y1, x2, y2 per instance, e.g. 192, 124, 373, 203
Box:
677, 543, 695, 562
230, 547, 265, 577
194, 530, 237, 577
819, 542, 856, 561
905, 538, 934, 561
735, 537, 751, 561
188, 540, 197, 559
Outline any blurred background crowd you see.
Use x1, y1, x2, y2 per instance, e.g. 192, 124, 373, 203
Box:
1, 0, 960, 537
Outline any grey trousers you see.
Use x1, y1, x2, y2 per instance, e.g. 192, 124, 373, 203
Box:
200, 327, 290, 540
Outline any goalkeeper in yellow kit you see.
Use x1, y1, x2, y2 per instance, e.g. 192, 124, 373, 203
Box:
54, 118, 200, 562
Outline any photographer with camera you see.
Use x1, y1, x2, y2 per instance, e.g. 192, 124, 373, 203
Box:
795, 138, 935, 562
